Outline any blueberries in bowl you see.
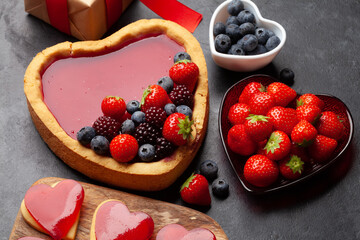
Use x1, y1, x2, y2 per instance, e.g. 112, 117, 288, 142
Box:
215, 34, 232, 53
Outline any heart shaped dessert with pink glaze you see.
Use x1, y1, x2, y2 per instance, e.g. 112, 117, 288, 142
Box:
90, 200, 154, 240
156, 224, 216, 240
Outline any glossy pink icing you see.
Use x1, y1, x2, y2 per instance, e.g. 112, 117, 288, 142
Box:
41, 34, 184, 139
156, 224, 216, 240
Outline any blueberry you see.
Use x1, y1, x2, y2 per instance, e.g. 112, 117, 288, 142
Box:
265, 35, 281, 51
157, 76, 174, 94
176, 105, 193, 119
131, 111, 145, 125
174, 52, 191, 63
226, 16, 240, 26
126, 100, 140, 114
225, 24, 242, 43
200, 160, 218, 181
90, 135, 109, 155
228, 44, 245, 55
279, 68, 295, 86
164, 103, 176, 116
138, 144, 156, 162
238, 34, 258, 52
77, 126, 96, 146
239, 22, 255, 36
215, 34, 232, 53
255, 28, 271, 45
212, 179, 229, 198
237, 10, 256, 24
247, 44, 267, 55
121, 119, 135, 134
213, 22, 226, 37
227, 0, 244, 16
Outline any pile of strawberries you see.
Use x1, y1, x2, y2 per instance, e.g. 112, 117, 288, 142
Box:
227, 81, 345, 187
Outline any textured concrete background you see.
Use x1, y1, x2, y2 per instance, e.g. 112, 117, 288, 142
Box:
1, 0, 360, 239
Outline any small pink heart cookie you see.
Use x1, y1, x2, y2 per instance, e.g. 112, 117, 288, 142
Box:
90, 199, 154, 240
156, 223, 216, 240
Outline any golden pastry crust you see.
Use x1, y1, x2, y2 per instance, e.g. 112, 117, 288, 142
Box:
24, 19, 209, 191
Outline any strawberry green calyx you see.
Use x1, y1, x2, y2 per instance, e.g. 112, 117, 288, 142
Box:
174, 59, 192, 65
177, 116, 193, 140
264, 132, 281, 154
286, 155, 304, 174
297, 138, 315, 147
106, 96, 123, 101
258, 84, 266, 93
296, 99, 304, 107
180, 173, 196, 192
246, 114, 269, 123
140, 86, 152, 106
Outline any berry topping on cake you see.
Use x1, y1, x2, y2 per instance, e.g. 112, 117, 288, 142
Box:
101, 96, 126, 120
138, 144, 156, 162
77, 126, 96, 146
176, 105, 193, 119
134, 122, 162, 146
145, 106, 167, 128
141, 85, 171, 112
154, 137, 176, 160
157, 76, 174, 94
169, 84, 194, 107
164, 103, 177, 116
90, 135, 110, 155
131, 111, 146, 126
174, 51, 191, 63
92, 116, 121, 141
121, 119, 136, 135
126, 100, 141, 114
169, 59, 199, 92
162, 113, 193, 146
110, 134, 139, 162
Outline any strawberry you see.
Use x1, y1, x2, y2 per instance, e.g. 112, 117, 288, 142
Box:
308, 135, 338, 162
289, 142, 310, 163
244, 114, 273, 142
248, 92, 275, 115
263, 131, 291, 161
227, 103, 251, 125
238, 82, 265, 104
296, 105, 321, 124
110, 134, 139, 162
279, 155, 304, 180
162, 113, 193, 146
243, 154, 279, 187
169, 59, 199, 92
267, 106, 299, 135
101, 96, 126, 120
291, 120, 318, 146
227, 124, 256, 156
141, 85, 171, 112
180, 173, 211, 206
297, 93, 325, 110
316, 111, 345, 140
267, 82, 297, 107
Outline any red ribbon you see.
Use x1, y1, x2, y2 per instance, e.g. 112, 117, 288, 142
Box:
140, 0, 203, 33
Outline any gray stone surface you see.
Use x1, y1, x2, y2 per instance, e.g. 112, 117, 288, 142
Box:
1, 0, 360, 239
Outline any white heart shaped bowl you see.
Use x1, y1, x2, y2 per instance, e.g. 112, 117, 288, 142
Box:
209, 0, 286, 72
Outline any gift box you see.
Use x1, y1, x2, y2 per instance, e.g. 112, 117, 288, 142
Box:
24, 0, 133, 40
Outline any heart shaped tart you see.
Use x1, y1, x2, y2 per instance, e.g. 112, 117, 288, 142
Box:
90, 199, 154, 240
20, 179, 84, 240
156, 224, 216, 240
24, 19, 209, 191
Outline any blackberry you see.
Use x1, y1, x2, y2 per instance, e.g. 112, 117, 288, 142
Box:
134, 122, 161, 146
169, 85, 194, 107
145, 107, 167, 128
92, 116, 121, 141
155, 137, 176, 160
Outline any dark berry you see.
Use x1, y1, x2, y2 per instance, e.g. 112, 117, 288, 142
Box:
265, 35, 281, 51
138, 144, 156, 162
155, 137, 176, 160
225, 24, 242, 43
239, 22, 255, 36
255, 28, 271, 45
77, 126, 96, 146
145, 107, 167, 128
176, 105, 193, 119
126, 100, 140, 114
238, 34, 258, 52
279, 68, 295, 86
121, 119, 135, 135
228, 44, 245, 55
169, 85, 194, 107
227, 0, 244, 16
226, 16, 240, 26
247, 44, 267, 55
164, 103, 176, 116
199, 160, 218, 182
92, 116, 121, 141
212, 179, 229, 198
237, 10, 256, 24
131, 111, 145, 125
214, 34, 232, 53
134, 122, 161, 145
157, 76, 174, 94
213, 22, 226, 37
174, 52, 191, 63
90, 135, 109, 155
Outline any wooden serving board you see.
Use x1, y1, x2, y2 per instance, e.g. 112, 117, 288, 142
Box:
9, 177, 228, 240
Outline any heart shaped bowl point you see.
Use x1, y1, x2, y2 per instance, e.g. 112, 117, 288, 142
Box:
219, 75, 354, 194
209, 0, 286, 72
24, 19, 209, 191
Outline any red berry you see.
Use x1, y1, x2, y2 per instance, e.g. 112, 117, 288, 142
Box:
238, 82, 265, 104
101, 96, 126, 120
279, 155, 304, 180
141, 85, 171, 112
244, 114, 273, 142
180, 173, 211, 206
169, 60, 199, 92
227, 103, 251, 125
297, 93, 325, 110
308, 135, 338, 162
244, 154, 279, 187
291, 120, 318, 147
110, 134, 139, 162
162, 113, 193, 146
316, 111, 345, 141
267, 106, 299, 136
296, 105, 321, 124
289, 142, 311, 163
227, 124, 256, 156
263, 131, 291, 161
248, 92, 275, 115
267, 82, 297, 107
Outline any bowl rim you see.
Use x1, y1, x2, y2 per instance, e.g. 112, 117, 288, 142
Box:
209, 0, 287, 60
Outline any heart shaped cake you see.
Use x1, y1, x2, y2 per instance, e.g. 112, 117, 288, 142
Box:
24, 19, 209, 191
156, 224, 216, 240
